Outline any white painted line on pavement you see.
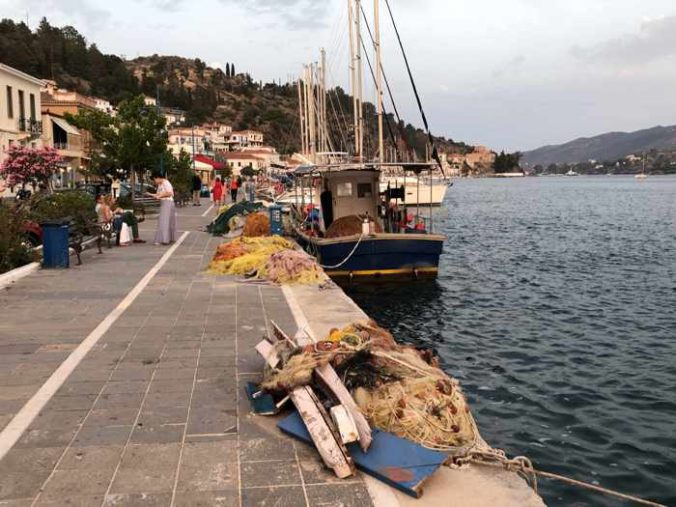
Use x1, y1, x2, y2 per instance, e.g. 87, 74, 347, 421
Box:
201, 204, 214, 217
0, 231, 190, 461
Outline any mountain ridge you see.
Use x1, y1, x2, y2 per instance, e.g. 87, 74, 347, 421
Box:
523, 124, 676, 166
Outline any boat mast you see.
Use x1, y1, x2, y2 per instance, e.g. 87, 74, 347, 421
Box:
303, 65, 311, 157
297, 75, 307, 155
347, 0, 358, 159
355, 0, 364, 160
320, 48, 329, 154
374, 0, 384, 163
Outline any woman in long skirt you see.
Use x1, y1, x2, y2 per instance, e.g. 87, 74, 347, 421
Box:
147, 172, 177, 245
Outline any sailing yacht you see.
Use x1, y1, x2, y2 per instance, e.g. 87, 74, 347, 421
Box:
635, 154, 648, 180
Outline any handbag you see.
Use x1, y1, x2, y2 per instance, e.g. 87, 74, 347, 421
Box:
119, 222, 132, 246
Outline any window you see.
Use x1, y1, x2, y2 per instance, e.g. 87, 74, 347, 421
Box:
336, 182, 353, 197
357, 183, 373, 198
18, 90, 25, 119
29, 93, 36, 120
6, 86, 13, 118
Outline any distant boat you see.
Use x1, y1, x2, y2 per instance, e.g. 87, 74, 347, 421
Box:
565, 169, 579, 177
635, 155, 649, 180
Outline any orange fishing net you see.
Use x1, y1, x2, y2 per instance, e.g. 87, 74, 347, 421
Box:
243, 213, 271, 237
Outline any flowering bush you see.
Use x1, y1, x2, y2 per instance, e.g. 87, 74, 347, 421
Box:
0, 204, 37, 274
0, 145, 63, 190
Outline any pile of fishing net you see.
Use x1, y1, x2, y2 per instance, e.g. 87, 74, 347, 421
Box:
265, 250, 328, 285
208, 237, 328, 285
261, 321, 478, 451
206, 202, 263, 236
208, 237, 294, 276
325, 215, 383, 238
243, 213, 271, 238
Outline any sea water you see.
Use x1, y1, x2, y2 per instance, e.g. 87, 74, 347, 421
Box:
348, 176, 676, 506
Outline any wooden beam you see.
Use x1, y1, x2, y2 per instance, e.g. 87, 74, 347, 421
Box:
255, 340, 280, 369
290, 386, 354, 478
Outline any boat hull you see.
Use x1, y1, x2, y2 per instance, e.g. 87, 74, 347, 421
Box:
296, 232, 445, 280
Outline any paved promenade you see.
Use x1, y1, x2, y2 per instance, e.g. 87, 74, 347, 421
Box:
0, 203, 372, 506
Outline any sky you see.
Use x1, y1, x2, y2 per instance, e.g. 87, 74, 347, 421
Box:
3, 0, 676, 151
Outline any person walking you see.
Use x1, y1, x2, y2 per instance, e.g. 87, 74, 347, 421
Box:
230, 176, 239, 203
191, 173, 202, 206
211, 176, 224, 208
147, 172, 177, 245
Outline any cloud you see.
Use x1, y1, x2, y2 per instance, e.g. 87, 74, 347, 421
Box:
492, 54, 526, 79
571, 15, 676, 66
23, 0, 110, 30
146, 0, 186, 13
217, 0, 331, 29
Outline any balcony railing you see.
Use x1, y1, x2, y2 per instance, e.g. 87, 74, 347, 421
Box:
53, 142, 81, 152
18, 117, 43, 137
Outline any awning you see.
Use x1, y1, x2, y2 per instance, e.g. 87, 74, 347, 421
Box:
51, 117, 80, 136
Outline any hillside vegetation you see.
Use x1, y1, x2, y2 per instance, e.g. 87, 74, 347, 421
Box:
1, 18, 469, 157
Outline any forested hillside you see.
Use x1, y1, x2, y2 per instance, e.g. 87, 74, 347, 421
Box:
0, 18, 469, 156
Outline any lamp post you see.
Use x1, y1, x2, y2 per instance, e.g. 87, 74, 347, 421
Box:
156, 86, 165, 177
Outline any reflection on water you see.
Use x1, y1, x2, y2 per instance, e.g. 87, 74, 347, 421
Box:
347, 176, 676, 506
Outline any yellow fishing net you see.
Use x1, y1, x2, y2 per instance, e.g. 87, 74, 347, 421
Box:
208, 236, 328, 285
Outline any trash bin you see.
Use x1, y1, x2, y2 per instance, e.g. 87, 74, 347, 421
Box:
269, 205, 283, 236
41, 219, 70, 269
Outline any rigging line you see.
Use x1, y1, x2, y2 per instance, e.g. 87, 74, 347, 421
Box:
358, 2, 402, 123
326, 66, 354, 153
327, 88, 350, 152
358, 33, 399, 159
384, 0, 444, 173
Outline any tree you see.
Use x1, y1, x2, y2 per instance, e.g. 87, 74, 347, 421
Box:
240, 165, 256, 177
225, 63, 231, 78
0, 145, 63, 191
167, 149, 193, 195
64, 108, 115, 181
493, 151, 523, 174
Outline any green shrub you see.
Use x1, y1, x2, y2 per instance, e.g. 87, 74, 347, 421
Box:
29, 190, 96, 229
0, 204, 37, 274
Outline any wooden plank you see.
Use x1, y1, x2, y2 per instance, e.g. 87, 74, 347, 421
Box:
279, 410, 447, 498
315, 364, 372, 451
289, 386, 354, 479
330, 405, 359, 444
254, 340, 280, 368
270, 320, 298, 349
269, 321, 373, 451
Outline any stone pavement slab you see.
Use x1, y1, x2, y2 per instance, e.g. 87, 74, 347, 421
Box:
0, 202, 375, 507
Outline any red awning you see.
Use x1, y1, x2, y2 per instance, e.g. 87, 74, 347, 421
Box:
194, 154, 225, 170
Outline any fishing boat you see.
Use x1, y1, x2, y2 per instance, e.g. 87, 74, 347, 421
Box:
565, 169, 579, 177
290, 162, 445, 280
289, 0, 447, 281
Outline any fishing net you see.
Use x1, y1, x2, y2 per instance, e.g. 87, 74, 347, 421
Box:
325, 215, 384, 238
261, 321, 479, 451
206, 201, 262, 235
243, 212, 271, 237
265, 250, 328, 285
208, 237, 327, 285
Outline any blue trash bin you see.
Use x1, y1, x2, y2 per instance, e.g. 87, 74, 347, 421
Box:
269, 205, 283, 236
41, 219, 70, 269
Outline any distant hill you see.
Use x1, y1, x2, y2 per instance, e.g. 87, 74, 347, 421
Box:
523, 125, 676, 166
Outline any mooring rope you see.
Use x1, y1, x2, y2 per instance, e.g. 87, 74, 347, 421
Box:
318, 233, 365, 269
451, 450, 666, 507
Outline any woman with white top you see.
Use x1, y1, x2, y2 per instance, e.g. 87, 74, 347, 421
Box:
147, 172, 177, 245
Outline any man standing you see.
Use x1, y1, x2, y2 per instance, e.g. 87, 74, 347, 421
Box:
230, 176, 239, 203
192, 173, 202, 206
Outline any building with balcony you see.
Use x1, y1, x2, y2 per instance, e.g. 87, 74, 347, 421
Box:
0, 63, 44, 163
226, 129, 264, 150
41, 82, 98, 184
161, 107, 186, 127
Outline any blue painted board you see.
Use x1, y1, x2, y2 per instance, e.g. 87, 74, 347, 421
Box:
278, 410, 447, 498
245, 382, 277, 415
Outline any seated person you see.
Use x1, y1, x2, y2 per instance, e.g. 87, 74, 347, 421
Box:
95, 195, 145, 244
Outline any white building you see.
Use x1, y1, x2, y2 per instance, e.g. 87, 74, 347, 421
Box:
93, 97, 115, 116
222, 151, 266, 176
226, 129, 264, 150
0, 63, 44, 163
161, 107, 186, 127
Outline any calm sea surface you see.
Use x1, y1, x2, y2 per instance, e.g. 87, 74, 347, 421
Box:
347, 176, 676, 506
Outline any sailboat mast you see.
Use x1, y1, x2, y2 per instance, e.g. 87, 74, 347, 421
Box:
297, 76, 307, 155
374, 0, 384, 163
355, 0, 364, 160
320, 48, 328, 154
347, 0, 358, 158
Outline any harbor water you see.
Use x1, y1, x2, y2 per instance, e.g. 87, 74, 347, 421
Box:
348, 176, 676, 506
